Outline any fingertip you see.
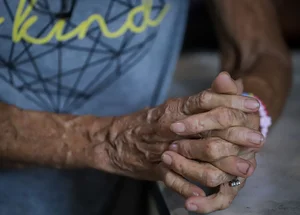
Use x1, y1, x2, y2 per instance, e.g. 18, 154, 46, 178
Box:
185, 196, 208, 213
237, 159, 255, 177
219, 71, 232, 80
244, 98, 260, 111
170, 122, 186, 133
185, 198, 198, 212
194, 190, 206, 197
169, 142, 178, 151
161, 153, 173, 166
185, 202, 198, 212
212, 71, 238, 94
188, 187, 207, 199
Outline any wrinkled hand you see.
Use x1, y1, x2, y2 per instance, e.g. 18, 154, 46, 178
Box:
184, 153, 257, 213
92, 72, 261, 196
162, 72, 261, 213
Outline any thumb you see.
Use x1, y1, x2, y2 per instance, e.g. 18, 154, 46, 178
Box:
211, 71, 242, 95
235, 78, 244, 95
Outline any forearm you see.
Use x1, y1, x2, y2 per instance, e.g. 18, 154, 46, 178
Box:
242, 55, 291, 122
209, 0, 292, 122
0, 102, 113, 170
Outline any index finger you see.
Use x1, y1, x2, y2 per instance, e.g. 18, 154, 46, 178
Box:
185, 177, 246, 213
171, 107, 250, 135
182, 91, 259, 115
185, 157, 256, 213
158, 163, 206, 198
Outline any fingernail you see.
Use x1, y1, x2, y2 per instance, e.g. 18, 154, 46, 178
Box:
187, 203, 198, 211
221, 71, 231, 80
244, 99, 260, 110
169, 143, 178, 151
192, 192, 199, 197
247, 132, 265, 145
193, 191, 206, 197
237, 161, 250, 174
170, 123, 186, 133
162, 154, 172, 165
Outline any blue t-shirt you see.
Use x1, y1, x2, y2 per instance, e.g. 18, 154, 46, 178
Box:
0, 0, 189, 214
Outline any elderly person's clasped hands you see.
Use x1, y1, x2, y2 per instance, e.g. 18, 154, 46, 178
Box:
161, 72, 262, 213
97, 72, 262, 214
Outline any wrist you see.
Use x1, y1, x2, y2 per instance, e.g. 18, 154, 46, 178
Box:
68, 115, 115, 170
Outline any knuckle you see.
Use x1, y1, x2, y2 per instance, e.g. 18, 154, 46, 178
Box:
164, 99, 182, 115
213, 107, 232, 128
216, 172, 230, 186
178, 141, 193, 159
205, 175, 217, 188
182, 116, 202, 134
198, 90, 211, 107
223, 108, 247, 126
203, 168, 222, 187
172, 158, 185, 174
182, 96, 193, 114
205, 138, 223, 161
182, 91, 212, 114
146, 107, 161, 123
205, 168, 230, 187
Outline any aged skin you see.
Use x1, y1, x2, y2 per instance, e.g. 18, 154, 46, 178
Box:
0, 85, 261, 195
0, 89, 259, 166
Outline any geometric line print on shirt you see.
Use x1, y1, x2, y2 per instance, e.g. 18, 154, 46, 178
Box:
0, 0, 168, 113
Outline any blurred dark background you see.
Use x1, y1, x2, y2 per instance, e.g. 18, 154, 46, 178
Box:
182, 0, 300, 52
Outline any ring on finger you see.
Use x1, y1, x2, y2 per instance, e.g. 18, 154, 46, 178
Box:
229, 178, 241, 187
